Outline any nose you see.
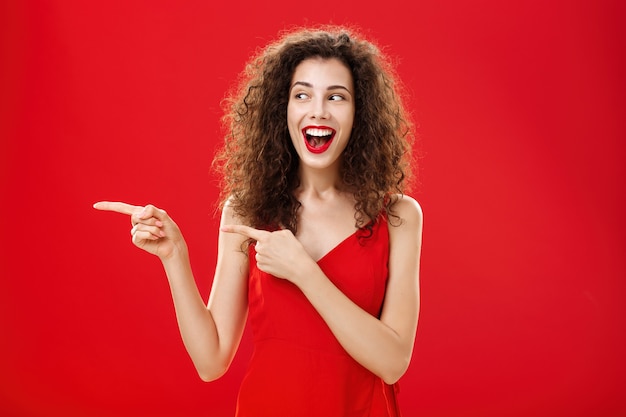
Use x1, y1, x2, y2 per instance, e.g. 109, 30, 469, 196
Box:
309, 97, 329, 120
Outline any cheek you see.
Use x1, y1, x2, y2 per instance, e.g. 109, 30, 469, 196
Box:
341, 112, 355, 133
286, 105, 300, 128
342, 105, 355, 126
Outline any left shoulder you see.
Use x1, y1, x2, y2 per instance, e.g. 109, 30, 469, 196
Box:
385, 194, 423, 247
389, 194, 423, 228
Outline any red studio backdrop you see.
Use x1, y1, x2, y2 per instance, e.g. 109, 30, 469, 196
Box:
1, 1, 624, 416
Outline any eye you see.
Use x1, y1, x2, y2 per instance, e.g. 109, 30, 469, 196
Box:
294, 92, 309, 100
328, 94, 345, 101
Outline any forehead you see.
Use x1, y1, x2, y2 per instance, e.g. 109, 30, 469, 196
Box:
291, 57, 354, 90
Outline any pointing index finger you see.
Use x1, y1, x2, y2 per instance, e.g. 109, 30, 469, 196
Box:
93, 201, 140, 216
221, 224, 267, 241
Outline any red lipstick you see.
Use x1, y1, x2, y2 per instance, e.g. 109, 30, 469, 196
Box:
302, 126, 336, 154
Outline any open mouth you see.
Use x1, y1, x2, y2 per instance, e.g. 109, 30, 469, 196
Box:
302, 126, 335, 154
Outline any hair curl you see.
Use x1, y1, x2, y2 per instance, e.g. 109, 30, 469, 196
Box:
213, 25, 415, 233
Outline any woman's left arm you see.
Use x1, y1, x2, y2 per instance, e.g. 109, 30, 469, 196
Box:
222, 195, 423, 384
300, 196, 422, 384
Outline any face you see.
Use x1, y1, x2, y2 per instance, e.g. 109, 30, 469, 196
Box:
287, 57, 355, 172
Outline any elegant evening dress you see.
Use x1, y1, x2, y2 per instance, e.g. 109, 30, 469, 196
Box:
235, 216, 401, 417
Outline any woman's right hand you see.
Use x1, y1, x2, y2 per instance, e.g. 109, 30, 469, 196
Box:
93, 202, 186, 260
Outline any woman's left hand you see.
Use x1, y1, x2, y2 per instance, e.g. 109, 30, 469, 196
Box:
220, 225, 316, 283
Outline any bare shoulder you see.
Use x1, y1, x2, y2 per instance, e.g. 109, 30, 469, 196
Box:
219, 198, 251, 255
386, 195, 422, 286
220, 198, 248, 227
390, 194, 423, 231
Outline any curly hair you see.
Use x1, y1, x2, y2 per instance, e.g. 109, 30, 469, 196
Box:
213, 25, 415, 233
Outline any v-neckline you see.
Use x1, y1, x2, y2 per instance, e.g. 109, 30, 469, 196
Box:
314, 228, 360, 264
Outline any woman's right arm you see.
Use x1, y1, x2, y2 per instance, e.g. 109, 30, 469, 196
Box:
94, 201, 249, 381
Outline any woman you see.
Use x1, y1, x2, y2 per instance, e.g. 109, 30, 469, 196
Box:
95, 26, 422, 416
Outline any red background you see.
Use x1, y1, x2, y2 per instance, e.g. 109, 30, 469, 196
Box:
1, 1, 625, 416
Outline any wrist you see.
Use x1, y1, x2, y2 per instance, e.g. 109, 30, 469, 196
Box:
294, 260, 324, 292
160, 241, 189, 264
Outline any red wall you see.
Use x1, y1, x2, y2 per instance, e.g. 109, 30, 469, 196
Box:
1, 1, 624, 416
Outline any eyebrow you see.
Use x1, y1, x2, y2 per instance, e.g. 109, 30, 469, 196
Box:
291, 81, 352, 95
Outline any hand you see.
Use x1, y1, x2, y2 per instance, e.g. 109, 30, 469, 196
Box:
93, 201, 186, 260
220, 225, 316, 284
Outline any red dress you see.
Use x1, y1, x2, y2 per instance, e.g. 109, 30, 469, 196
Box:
236, 218, 402, 416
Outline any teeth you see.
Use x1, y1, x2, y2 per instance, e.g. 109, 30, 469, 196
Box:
305, 128, 333, 137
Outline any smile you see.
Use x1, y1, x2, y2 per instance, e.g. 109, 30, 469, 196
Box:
302, 126, 335, 154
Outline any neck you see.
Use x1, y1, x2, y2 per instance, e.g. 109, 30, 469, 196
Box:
296, 164, 344, 198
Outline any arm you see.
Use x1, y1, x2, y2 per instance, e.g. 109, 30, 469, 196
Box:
298, 196, 422, 384
93, 202, 249, 381
222, 195, 423, 384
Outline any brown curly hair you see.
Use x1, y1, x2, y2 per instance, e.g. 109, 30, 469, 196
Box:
213, 25, 415, 233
